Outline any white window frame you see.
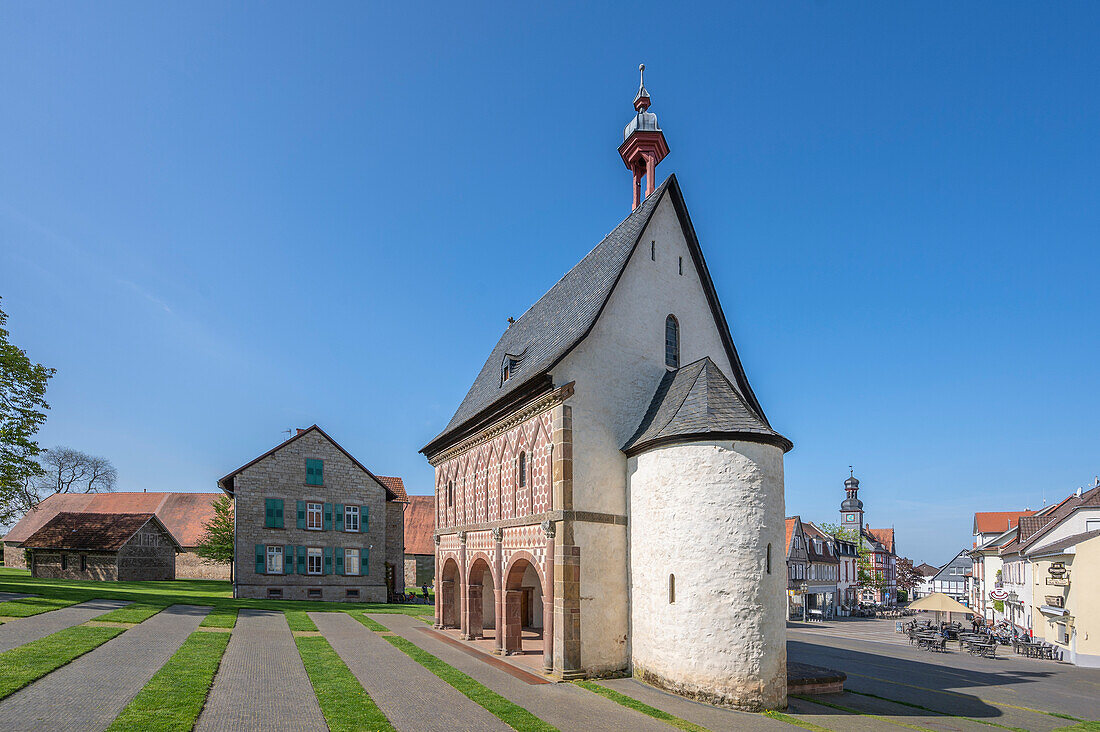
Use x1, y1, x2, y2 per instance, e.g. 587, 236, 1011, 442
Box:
306, 502, 323, 530
345, 548, 360, 576
345, 505, 360, 533
266, 545, 283, 574
307, 547, 323, 575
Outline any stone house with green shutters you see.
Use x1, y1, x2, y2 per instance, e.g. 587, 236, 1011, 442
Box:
218, 425, 407, 602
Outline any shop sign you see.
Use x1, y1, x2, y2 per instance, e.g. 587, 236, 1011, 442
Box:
1046, 576, 1070, 587
989, 588, 1009, 601
1044, 595, 1065, 608
1048, 562, 1067, 578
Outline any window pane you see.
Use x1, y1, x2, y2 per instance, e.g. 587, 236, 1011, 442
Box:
345, 549, 360, 576
345, 506, 359, 532
266, 546, 283, 574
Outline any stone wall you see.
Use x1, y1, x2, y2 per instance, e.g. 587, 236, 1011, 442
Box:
386, 501, 405, 588
176, 550, 231, 580
404, 554, 434, 588
628, 440, 787, 711
3, 542, 26, 569
232, 430, 392, 603
30, 551, 118, 581
117, 521, 177, 581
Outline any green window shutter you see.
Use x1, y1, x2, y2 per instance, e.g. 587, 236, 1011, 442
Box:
323, 503, 333, 531
361, 546, 369, 575
275, 499, 284, 529
264, 499, 274, 528
255, 544, 265, 575
335, 504, 344, 531
335, 548, 344, 575
297, 546, 306, 574
323, 546, 333, 575
296, 501, 306, 529
362, 505, 369, 533
284, 545, 294, 574
306, 458, 323, 486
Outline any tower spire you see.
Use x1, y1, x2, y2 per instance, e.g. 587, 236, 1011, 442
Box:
619, 63, 669, 210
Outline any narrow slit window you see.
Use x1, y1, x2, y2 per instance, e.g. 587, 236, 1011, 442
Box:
766, 544, 772, 574
518, 452, 527, 488
665, 315, 680, 368
678, 256, 683, 275
651, 240, 656, 261
668, 574, 676, 604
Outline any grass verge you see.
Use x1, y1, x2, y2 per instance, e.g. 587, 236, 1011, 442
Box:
383, 635, 557, 732
285, 610, 319, 631
0, 625, 126, 699
296, 635, 395, 732
792, 695, 936, 732
199, 607, 238, 628
105, 630, 230, 732
573, 680, 707, 732
1051, 723, 1100, 732
95, 603, 167, 624
844, 689, 1028, 732
356, 614, 389, 632
763, 709, 832, 731
0, 596, 81, 617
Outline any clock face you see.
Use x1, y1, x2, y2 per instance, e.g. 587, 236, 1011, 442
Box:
845, 514, 855, 522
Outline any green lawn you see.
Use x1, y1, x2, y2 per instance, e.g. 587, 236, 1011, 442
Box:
285, 610, 319, 631
106, 630, 231, 732
0, 568, 433, 619
574, 680, 708, 732
96, 603, 167, 624
0, 624, 126, 699
296, 635, 395, 731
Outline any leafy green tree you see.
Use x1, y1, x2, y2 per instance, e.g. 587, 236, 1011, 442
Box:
0, 297, 55, 526
195, 495, 235, 581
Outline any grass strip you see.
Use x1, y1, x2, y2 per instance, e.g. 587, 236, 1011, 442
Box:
95, 603, 166, 624
792, 695, 935, 732
285, 610, 318, 631
574, 680, 708, 732
296, 635, 395, 732
762, 709, 832, 731
105, 630, 230, 732
0, 596, 81, 617
845, 689, 1028, 732
356, 614, 389, 632
383, 635, 557, 732
199, 606, 238, 628
0, 624, 125, 699
1051, 723, 1100, 732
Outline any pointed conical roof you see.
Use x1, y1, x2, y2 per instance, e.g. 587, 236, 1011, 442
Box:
623, 357, 792, 455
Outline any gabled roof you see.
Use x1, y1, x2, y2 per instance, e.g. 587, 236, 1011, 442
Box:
376, 476, 409, 502
785, 516, 802, 555
1027, 528, 1100, 558
974, 510, 1034, 536
864, 527, 895, 554
22, 512, 182, 552
915, 562, 939, 577
802, 523, 839, 564
622, 357, 791, 455
421, 174, 774, 457
403, 495, 435, 556
218, 425, 399, 501
1018, 485, 1100, 552
3, 492, 219, 547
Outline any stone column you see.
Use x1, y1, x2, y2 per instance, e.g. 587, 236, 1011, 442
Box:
632, 167, 642, 210
542, 520, 555, 673
645, 153, 656, 196
504, 589, 523, 654
493, 528, 504, 655
458, 532, 468, 638
467, 583, 483, 640
551, 402, 582, 678
433, 535, 442, 628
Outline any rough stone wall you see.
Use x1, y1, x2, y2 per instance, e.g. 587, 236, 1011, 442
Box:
233, 430, 390, 603
628, 440, 787, 711
386, 502, 405, 588
3, 542, 26, 569
30, 551, 118, 581
176, 550, 231, 580
405, 554, 434, 588
117, 521, 177, 581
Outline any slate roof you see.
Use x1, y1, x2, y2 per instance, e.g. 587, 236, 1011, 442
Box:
622, 357, 790, 454
974, 510, 1034, 535
421, 174, 774, 456
1018, 485, 1100, 552
4, 492, 219, 547
403, 495, 435, 556
21, 512, 182, 551
1027, 528, 1100, 557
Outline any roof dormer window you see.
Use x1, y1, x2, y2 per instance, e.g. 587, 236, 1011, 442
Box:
500, 350, 526, 386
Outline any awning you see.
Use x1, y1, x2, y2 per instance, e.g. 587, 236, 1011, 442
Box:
1040, 605, 1069, 617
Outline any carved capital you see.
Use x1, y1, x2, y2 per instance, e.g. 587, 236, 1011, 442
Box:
433, 534, 441, 546
541, 519, 556, 539
458, 531, 467, 545
492, 527, 504, 543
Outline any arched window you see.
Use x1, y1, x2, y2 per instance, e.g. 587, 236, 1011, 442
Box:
766, 543, 772, 574
518, 452, 527, 488
665, 315, 679, 368
668, 574, 676, 604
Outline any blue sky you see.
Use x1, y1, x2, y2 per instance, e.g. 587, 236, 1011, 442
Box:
2, 3, 1097, 564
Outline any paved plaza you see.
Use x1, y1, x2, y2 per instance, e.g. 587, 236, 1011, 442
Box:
0, 595, 1096, 731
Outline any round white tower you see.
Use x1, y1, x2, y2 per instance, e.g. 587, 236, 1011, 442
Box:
624, 358, 791, 711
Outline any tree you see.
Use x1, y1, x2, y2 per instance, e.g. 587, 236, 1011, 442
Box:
9, 446, 117, 520
0, 297, 55, 526
895, 557, 923, 596
195, 495, 234, 582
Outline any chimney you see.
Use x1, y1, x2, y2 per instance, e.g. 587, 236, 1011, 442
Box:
296, 428, 308, 436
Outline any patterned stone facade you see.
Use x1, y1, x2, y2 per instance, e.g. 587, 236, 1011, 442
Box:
226, 428, 403, 603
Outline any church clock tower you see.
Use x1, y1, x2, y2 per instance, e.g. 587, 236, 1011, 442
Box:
841, 470, 864, 533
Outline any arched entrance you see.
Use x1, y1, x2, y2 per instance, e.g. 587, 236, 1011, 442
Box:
440, 558, 460, 629
465, 557, 494, 641
503, 556, 544, 656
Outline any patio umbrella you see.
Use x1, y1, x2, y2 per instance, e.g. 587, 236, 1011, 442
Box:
908, 592, 974, 624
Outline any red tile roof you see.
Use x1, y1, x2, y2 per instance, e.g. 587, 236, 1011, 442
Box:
785, 517, 799, 554
21, 512, 182, 551
865, 527, 895, 554
3, 492, 219, 548
403, 495, 435, 556
973, 511, 1034, 535
376, 476, 409, 503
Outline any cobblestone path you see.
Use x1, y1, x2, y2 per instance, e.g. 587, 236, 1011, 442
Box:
0, 604, 209, 732
0, 598, 130, 653
371, 614, 673, 732
196, 609, 326, 732
312, 611, 509, 732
